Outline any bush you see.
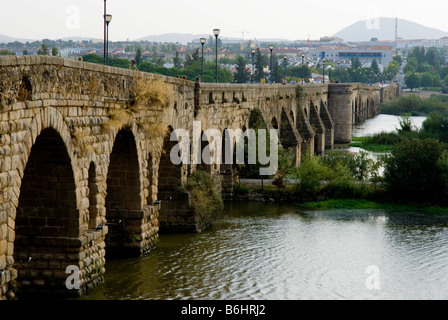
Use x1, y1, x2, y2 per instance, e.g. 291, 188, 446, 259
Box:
184, 170, 224, 221
324, 163, 357, 198
320, 151, 374, 182
294, 155, 328, 195
383, 138, 448, 201
369, 131, 402, 145
380, 94, 448, 117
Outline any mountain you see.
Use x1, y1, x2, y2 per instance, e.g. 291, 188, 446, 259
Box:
136, 33, 210, 44
0, 34, 35, 44
333, 18, 448, 42
135, 33, 291, 44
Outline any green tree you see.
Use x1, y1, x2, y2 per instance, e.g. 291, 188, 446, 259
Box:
271, 55, 282, 83
351, 56, 362, 69
191, 48, 200, 62
425, 47, 440, 68
404, 56, 418, 74
384, 138, 448, 201
289, 65, 311, 80
405, 73, 420, 91
384, 60, 399, 80
417, 62, 432, 73
135, 47, 142, 66
0, 49, 15, 55
393, 55, 403, 66
254, 48, 267, 82
412, 46, 426, 64
334, 67, 351, 83
38, 43, 50, 55
234, 55, 249, 83
370, 58, 380, 75
420, 72, 434, 87
173, 51, 182, 68
82, 53, 104, 64
52, 47, 59, 56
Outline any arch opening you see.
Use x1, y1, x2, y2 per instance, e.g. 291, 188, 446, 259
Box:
105, 129, 142, 257
88, 162, 100, 230
157, 127, 191, 232
14, 127, 79, 295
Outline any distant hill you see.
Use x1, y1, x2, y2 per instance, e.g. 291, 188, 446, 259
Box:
136, 33, 210, 44
0, 34, 35, 44
135, 33, 291, 44
333, 17, 448, 42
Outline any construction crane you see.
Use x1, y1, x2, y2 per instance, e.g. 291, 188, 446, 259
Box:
232, 30, 250, 41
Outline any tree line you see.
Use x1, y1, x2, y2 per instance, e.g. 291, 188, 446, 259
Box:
404, 46, 448, 90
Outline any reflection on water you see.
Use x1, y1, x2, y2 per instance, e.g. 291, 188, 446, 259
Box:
77, 115, 446, 300
352, 114, 426, 137
79, 202, 448, 300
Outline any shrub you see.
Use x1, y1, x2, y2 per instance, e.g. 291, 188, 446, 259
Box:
184, 170, 224, 222
234, 184, 249, 195
383, 138, 448, 201
324, 162, 357, 198
294, 155, 328, 195
320, 151, 374, 182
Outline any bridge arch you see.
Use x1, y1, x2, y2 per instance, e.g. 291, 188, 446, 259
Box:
221, 128, 235, 199
157, 126, 191, 232
13, 106, 81, 296
87, 161, 100, 230
104, 128, 143, 256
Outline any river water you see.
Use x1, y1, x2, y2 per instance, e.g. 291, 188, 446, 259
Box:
78, 114, 448, 300
352, 114, 427, 137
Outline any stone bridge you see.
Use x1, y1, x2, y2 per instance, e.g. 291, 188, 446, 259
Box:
0, 55, 399, 299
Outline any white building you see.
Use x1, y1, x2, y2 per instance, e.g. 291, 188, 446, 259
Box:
310, 45, 393, 69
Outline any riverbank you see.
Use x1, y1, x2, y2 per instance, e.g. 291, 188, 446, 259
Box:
234, 179, 448, 213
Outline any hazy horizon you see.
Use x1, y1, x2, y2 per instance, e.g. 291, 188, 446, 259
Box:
1, 0, 448, 42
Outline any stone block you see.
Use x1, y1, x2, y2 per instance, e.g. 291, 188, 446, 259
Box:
0, 239, 6, 255
0, 56, 17, 66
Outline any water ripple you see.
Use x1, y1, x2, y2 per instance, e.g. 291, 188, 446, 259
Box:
79, 205, 448, 300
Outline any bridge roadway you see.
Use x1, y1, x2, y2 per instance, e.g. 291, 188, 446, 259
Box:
0, 55, 399, 299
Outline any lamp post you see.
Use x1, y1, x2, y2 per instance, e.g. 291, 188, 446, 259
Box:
103, 0, 107, 65
213, 29, 220, 83
200, 38, 206, 80
104, 14, 112, 66
269, 45, 274, 84
251, 48, 256, 84
283, 56, 287, 80
322, 58, 326, 84
337, 60, 340, 82
301, 53, 305, 84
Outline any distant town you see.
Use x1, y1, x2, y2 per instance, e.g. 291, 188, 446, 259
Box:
1, 33, 448, 87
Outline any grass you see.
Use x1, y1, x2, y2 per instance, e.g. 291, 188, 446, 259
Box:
238, 181, 297, 194
349, 137, 392, 152
301, 198, 448, 214
101, 108, 133, 133
132, 77, 173, 111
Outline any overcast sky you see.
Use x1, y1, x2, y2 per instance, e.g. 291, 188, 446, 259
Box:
1, 0, 448, 42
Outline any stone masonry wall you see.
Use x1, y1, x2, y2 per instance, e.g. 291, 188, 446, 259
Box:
0, 55, 395, 299
0, 55, 194, 298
